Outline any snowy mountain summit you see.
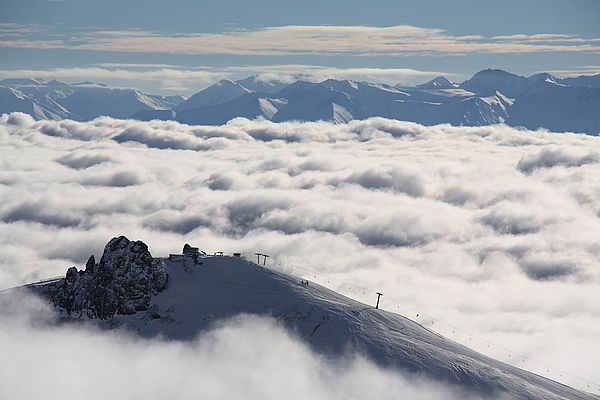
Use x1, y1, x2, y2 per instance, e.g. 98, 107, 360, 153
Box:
10, 236, 598, 400
2, 69, 600, 133
417, 76, 457, 89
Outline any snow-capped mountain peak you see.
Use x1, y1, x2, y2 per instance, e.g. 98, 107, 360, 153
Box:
236, 75, 292, 94
173, 79, 250, 112
418, 76, 456, 89
1, 69, 600, 134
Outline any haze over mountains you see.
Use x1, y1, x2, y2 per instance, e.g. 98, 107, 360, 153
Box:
1, 69, 599, 134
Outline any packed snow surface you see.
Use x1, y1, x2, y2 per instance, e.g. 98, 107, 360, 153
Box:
20, 250, 597, 400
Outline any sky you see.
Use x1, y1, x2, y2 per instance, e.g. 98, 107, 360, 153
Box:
1, 2, 600, 397
1, 0, 599, 94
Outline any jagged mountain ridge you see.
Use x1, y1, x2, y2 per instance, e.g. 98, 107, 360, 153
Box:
173, 79, 251, 112
1, 70, 600, 133
5, 236, 597, 400
136, 74, 531, 128
47, 236, 169, 319
0, 78, 184, 121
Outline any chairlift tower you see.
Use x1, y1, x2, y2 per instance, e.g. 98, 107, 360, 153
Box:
376, 292, 383, 309
254, 253, 270, 266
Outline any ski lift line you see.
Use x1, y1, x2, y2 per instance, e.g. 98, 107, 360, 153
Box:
277, 259, 579, 377
252, 255, 600, 393
18, 252, 597, 392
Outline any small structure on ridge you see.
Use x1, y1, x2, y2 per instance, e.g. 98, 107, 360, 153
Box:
169, 243, 206, 262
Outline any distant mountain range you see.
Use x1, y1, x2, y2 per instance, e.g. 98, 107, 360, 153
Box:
0, 78, 185, 121
2, 69, 600, 134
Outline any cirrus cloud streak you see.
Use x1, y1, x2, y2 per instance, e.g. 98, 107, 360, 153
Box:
1, 24, 599, 56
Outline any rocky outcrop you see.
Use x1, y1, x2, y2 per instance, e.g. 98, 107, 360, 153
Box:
50, 236, 168, 319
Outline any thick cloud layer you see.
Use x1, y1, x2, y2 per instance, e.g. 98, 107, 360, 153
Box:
0, 297, 494, 400
1, 112, 599, 392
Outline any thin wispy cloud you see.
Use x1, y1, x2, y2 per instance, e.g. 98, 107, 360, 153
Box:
2, 24, 599, 56
543, 65, 600, 76
0, 64, 452, 93
0, 22, 41, 36
0, 66, 227, 92
227, 64, 453, 83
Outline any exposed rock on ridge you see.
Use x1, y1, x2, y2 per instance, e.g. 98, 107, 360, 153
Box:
50, 236, 168, 319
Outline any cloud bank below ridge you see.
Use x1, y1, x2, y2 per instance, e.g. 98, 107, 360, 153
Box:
1, 113, 599, 391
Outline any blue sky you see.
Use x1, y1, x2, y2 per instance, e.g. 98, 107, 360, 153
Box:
1, 0, 599, 94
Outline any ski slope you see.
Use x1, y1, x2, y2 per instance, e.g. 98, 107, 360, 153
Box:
28, 253, 595, 400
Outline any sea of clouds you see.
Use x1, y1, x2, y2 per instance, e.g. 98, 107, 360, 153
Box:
1, 112, 599, 393
0, 294, 499, 400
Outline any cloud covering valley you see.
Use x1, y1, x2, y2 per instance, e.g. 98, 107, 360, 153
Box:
0, 293, 505, 400
1, 113, 599, 391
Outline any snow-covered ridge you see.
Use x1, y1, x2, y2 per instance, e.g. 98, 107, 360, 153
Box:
1, 69, 599, 133
5, 236, 597, 400
0, 78, 184, 121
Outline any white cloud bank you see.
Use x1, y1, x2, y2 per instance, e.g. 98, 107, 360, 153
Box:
0, 296, 494, 400
1, 113, 600, 392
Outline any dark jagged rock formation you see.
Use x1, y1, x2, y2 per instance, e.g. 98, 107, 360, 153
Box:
50, 236, 168, 319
